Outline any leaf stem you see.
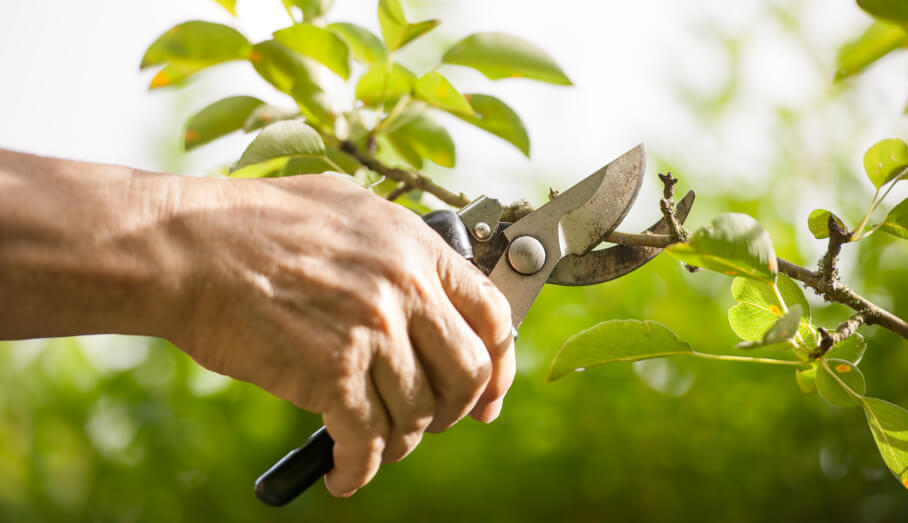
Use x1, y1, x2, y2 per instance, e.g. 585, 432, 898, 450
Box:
855, 168, 908, 240
374, 94, 411, 135
691, 351, 810, 367
771, 282, 789, 314
852, 188, 880, 241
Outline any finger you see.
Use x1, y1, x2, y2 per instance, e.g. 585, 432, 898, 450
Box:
322, 376, 389, 497
409, 291, 491, 433
371, 331, 435, 464
437, 254, 516, 421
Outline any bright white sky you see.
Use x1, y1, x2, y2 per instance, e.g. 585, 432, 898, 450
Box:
0, 0, 905, 218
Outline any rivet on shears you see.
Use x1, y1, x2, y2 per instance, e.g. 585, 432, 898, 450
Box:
507, 236, 546, 275
473, 222, 492, 240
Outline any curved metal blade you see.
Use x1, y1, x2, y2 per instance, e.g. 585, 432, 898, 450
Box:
488, 144, 646, 326
548, 190, 695, 286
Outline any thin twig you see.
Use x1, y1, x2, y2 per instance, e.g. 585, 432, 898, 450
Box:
386, 183, 411, 202
595, 229, 908, 341
658, 172, 688, 242
605, 231, 674, 248
776, 258, 908, 339
341, 141, 471, 207
815, 312, 869, 357
818, 215, 849, 283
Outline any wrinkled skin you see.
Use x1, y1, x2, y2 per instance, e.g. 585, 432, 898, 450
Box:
0, 150, 516, 497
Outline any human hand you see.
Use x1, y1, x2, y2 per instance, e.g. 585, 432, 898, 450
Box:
169, 174, 515, 497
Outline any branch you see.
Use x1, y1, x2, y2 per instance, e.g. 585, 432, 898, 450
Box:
600, 174, 908, 341
818, 215, 849, 283
605, 230, 674, 248
597, 232, 908, 340
340, 141, 471, 207
340, 145, 908, 342
815, 312, 868, 357
775, 258, 908, 339
386, 182, 412, 202
658, 172, 688, 242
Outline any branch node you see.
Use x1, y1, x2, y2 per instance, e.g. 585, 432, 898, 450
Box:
340, 141, 470, 208
814, 312, 868, 358
658, 172, 689, 243
818, 215, 850, 283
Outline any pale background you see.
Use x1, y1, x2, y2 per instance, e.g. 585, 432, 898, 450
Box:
1, 1, 905, 210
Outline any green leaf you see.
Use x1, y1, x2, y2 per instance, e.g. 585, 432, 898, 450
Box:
147, 62, 211, 89
141, 21, 251, 87
880, 198, 908, 239
807, 209, 846, 239
837, 22, 908, 82
183, 96, 264, 150
291, 82, 333, 127
229, 157, 290, 179
454, 94, 530, 156
667, 213, 778, 283
327, 23, 387, 64
355, 63, 416, 106
817, 359, 865, 407
273, 24, 351, 80
825, 334, 867, 365
727, 274, 813, 347
280, 147, 360, 176
835, 21, 908, 82
212, 0, 237, 16
235, 120, 325, 170
736, 305, 803, 350
282, 0, 334, 21
243, 104, 300, 132
442, 32, 572, 85
864, 138, 908, 188
380, 135, 423, 169
862, 397, 908, 489
547, 320, 692, 382
858, 0, 908, 24
386, 108, 456, 168
377, 0, 440, 51
796, 366, 817, 394
249, 39, 320, 94
413, 72, 474, 117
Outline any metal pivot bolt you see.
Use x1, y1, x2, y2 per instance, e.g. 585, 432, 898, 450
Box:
473, 221, 492, 240
507, 236, 546, 275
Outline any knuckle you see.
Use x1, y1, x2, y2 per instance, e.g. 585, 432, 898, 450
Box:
444, 356, 491, 405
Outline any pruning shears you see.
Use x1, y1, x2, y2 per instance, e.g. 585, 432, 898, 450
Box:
254, 144, 695, 506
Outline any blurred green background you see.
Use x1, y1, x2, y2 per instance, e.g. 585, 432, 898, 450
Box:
1, 1, 908, 521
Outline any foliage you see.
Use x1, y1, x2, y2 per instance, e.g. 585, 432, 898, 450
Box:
141, 0, 568, 177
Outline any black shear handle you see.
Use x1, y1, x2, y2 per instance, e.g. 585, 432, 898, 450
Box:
254, 210, 473, 507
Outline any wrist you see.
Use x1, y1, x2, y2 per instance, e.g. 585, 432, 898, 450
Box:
0, 151, 195, 341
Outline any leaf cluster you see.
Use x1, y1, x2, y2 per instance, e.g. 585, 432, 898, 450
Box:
141, 0, 572, 196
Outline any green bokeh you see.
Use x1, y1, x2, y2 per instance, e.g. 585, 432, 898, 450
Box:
2, 1, 908, 522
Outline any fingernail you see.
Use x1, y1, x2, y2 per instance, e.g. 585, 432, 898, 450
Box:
340, 489, 357, 498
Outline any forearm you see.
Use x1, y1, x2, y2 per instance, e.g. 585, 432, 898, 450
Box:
0, 149, 190, 340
